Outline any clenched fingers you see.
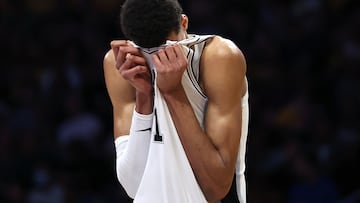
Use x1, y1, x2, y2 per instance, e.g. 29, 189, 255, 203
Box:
152, 44, 187, 71
110, 40, 128, 65
111, 40, 145, 69
119, 53, 147, 73
120, 65, 149, 80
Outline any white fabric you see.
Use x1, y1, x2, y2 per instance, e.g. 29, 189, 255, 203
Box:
134, 82, 208, 202
235, 80, 249, 203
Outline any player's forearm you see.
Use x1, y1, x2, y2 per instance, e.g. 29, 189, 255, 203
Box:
135, 91, 153, 114
163, 89, 234, 202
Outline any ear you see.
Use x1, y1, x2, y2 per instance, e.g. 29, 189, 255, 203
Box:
181, 14, 189, 30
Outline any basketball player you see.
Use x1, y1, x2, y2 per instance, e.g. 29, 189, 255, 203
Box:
103, 0, 249, 202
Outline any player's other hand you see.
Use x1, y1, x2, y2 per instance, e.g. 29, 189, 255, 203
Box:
110, 40, 153, 95
152, 44, 187, 94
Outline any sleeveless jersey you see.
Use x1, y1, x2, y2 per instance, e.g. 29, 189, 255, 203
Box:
135, 34, 249, 203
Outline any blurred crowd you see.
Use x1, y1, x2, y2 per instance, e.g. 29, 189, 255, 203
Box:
0, 0, 359, 202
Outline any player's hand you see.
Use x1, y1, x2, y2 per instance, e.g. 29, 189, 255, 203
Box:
152, 44, 187, 94
110, 40, 153, 95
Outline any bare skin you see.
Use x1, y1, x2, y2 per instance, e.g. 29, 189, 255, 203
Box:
103, 15, 247, 202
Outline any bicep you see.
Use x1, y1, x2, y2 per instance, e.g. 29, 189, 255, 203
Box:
204, 94, 243, 167
103, 50, 135, 137
202, 37, 246, 166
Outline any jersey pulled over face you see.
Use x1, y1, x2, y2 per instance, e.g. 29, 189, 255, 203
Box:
128, 35, 248, 203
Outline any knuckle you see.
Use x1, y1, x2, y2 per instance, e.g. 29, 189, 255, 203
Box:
180, 60, 187, 67
118, 67, 125, 74
134, 66, 141, 71
165, 46, 172, 51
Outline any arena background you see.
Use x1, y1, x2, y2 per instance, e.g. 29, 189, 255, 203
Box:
0, 0, 359, 202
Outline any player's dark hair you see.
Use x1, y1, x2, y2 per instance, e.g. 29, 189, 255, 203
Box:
120, 0, 183, 48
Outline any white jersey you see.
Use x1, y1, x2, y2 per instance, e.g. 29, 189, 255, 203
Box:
135, 34, 249, 203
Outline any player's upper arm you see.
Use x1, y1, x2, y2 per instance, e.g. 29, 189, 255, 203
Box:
201, 36, 247, 167
103, 50, 135, 137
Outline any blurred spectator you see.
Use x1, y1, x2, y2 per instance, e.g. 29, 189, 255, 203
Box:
56, 92, 102, 146
27, 164, 64, 203
287, 144, 338, 203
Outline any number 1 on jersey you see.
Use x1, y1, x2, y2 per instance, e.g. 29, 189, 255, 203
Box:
153, 109, 163, 142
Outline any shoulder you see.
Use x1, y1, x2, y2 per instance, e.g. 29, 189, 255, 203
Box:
102, 49, 118, 88
200, 36, 247, 97
201, 36, 246, 78
103, 49, 115, 70
204, 36, 246, 66
102, 49, 135, 107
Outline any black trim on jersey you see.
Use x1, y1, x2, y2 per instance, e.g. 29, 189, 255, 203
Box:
190, 44, 199, 81
185, 43, 207, 99
140, 46, 166, 55
187, 56, 207, 99
186, 37, 201, 47
187, 36, 210, 49
186, 48, 191, 58
221, 174, 240, 203
141, 49, 158, 54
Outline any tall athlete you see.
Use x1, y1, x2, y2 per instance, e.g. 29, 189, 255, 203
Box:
103, 0, 249, 202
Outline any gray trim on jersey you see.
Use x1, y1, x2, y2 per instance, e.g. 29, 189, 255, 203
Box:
183, 35, 214, 99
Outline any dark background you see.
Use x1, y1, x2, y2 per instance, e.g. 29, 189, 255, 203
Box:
0, 0, 359, 202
